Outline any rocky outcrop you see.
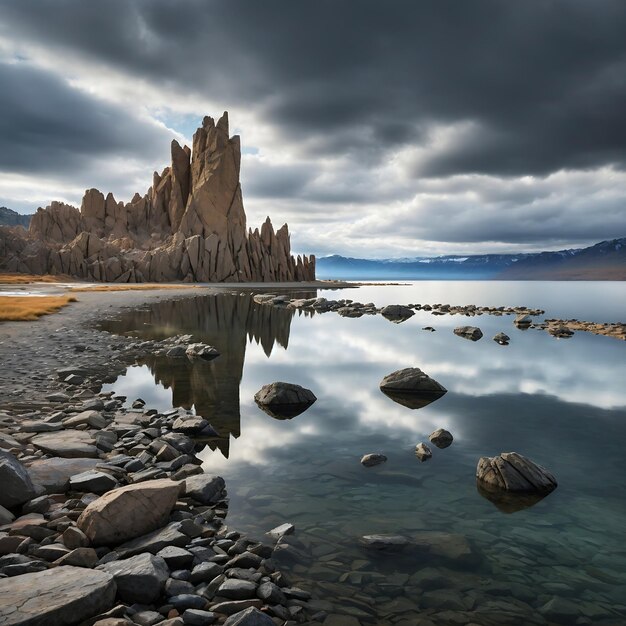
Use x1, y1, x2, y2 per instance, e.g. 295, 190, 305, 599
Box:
379, 367, 447, 409
0, 113, 315, 283
476, 452, 557, 494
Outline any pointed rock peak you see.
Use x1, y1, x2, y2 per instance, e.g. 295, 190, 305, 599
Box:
217, 111, 229, 135
171, 138, 182, 150
202, 115, 215, 130
131, 192, 142, 204
105, 192, 116, 202
183, 145, 191, 156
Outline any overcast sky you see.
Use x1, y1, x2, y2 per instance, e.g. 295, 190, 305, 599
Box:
1, 1, 625, 258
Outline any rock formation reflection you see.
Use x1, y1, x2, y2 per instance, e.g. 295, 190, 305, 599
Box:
100, 292, 315, 455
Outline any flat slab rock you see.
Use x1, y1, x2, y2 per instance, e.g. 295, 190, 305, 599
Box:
453, 326, 483, 341
30, 430, 98, 458
379, 368, 447, 395
476, 451, 557, 494
0, 565, 116, 626
26, 457, 100, 493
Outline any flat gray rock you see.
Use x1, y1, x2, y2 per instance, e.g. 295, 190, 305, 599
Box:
27, 457, 100, 493
360, 453, 387, 467
0, 565, 116, 626
31, 430, 98, 458
99, 552, 169, 603
69, 470, 117, 494
0, 450, 36, 509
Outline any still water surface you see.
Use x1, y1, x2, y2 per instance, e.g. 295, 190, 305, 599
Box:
101, 282, 626, 625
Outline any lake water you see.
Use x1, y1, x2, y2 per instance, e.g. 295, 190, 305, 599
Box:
101, 281, 626, 625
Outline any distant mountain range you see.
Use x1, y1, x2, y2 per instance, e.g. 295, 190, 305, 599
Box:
0, 207, 33, 228
317, 238, 626, 280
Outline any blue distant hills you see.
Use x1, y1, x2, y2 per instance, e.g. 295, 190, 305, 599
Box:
317, 238, 626, 280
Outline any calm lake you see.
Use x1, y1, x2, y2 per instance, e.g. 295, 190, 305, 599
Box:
101, 281, 626, 625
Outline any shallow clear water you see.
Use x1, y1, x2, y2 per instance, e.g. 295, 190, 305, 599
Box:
101, 282, 626, 625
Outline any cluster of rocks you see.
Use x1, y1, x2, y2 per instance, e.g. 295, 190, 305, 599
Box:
0, 113, 315, 283
0, 369, 320, 624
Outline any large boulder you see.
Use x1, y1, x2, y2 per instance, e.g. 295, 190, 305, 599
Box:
379, 368, 447, 409
77, 478, 184, 546
0, 451, 37, 509
476, 452, 557, 495
98, 553, 169, 603
254, 382, 317, 419
0, 565, 116, 626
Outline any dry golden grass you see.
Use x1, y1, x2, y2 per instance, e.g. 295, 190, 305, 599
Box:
70, 283, 200, 292
0, 273, 70, 284
0, 295, 78, 321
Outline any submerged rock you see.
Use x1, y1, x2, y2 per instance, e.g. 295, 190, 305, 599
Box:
476, 452, 557, 495
360, 453, 387, 467
254, 382, 316, 419
379, 368, 447, 409
360, 534, 409, 551
453, 326, 483, 341
514, 314, 533, 327
548, 325, 575, 338
429, 428, 453, 449
415, 442, 432, 462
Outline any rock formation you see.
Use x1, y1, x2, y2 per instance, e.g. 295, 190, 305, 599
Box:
0, 113, 315, 282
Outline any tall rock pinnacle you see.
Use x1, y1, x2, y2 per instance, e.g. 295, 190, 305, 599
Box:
0, 113, 316, 283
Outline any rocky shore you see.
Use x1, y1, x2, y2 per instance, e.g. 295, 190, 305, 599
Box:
0, 288, 325, 626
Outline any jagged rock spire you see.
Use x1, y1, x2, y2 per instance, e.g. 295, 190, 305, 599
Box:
0, 113, 316, 283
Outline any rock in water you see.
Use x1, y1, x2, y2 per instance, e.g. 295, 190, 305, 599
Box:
360, 453, 387, 467
77, 478, 184, 546
429, 428, 453, 449
185, 343, 220, 360
0, 566, 116, 626
453, 326, 483, 341
360, 534, 409, 551
0, 450, 37, 509
379, 368, 447, 409
415, 442, 432, 462
223, 606, 276, 626
493, 332, 510, 345
254, 382, 317, 419
476, 452, 557, 494
380, 304, 415, 323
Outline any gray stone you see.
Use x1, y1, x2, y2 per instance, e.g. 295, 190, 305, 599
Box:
0, 450, 37, 509
184, 474, 225, 504
27, 457, 100, 493
429, 428, 453, 449
157, 545, 194, 569
190, 561, 223, 584
453, 326, 483, 341
217, 578, 258, 600
0, 565, 116, 626
99, 552, 169, 603
31, 431, 98, 458
54, 547, 99, 568
360, 453, 387, 467
169, 594, 208, 611
186, 343, 220, 361
539, 596, 580, 623
223, 607, 275, 626
380, 304, 415, 322
256, 581, 286, 604
253, 382, 317, 419
182, 609, 217, 625
379, 368, 447, 409
493, 332, 510, 344
266, 523, 294, 540
117, 523, 189, 558
70, 470, 118, 494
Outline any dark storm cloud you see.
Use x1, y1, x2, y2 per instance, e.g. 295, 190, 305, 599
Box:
2, 0, 626, 177
0, 61, 172, 175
